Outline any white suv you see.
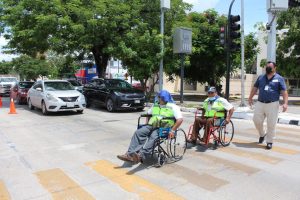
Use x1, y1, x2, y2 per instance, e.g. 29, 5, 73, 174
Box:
0, 77, 18, 96
27, 80, 86, 115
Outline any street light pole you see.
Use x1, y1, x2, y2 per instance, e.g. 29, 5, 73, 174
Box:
159, 0, 170, 91
159, 7, 165, 91
240, 0, 246, 106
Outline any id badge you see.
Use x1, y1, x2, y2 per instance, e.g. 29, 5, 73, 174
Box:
264, 85, 269, 91
207, 104, 212, 110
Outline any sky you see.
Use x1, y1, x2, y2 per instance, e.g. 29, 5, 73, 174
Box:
183, 0, 268, 33
0, 0, 268, 62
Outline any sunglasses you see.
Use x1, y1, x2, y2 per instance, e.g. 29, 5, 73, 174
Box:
208, 92, 214, 94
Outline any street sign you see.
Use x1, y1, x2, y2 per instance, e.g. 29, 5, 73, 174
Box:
173, 28, 192, 54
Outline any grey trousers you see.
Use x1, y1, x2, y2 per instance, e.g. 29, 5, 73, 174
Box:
127, 125, 159, 160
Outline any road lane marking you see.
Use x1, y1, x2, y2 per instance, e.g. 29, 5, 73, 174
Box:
187, 151, 260, 175
35, 168, 95, 200
86, 160, 183, 200
232, 139, 299, 155
218, 147, 282, 164
160, 163, 229, 191
0, 181, 11, 200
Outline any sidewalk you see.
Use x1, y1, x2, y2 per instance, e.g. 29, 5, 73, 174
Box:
170, 93, 300, 126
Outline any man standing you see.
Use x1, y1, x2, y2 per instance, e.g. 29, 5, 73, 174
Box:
248, 61, 288, 150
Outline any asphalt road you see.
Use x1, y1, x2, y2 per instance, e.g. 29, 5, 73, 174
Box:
0, 97, 300, 200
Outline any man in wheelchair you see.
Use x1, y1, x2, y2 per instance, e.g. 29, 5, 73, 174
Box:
187, 86, 234, 144
117, 90, 183, 164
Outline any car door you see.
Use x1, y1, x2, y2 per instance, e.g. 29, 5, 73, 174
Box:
94, 80, 108, 105
30, 83, 43, 107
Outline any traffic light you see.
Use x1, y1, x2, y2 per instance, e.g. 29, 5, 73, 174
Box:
219, 26, 226, 46
229, 15, 241, 51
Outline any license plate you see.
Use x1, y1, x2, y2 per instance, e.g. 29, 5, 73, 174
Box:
134, 100, 140, 103
66, 102, 74, 108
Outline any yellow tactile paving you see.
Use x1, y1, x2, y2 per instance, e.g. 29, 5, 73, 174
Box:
0, 181, 11, 200
218, 147, 282, 164
35, 168, 95, 200
232, 138, 300, 155
86, 160, 183, 200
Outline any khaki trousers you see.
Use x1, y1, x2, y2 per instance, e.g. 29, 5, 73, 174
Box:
253, 101, 279, 143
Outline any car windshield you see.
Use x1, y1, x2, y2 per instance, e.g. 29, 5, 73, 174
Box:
19, 82, 34, 89
0, 77, 17, 82
44, 82, 74, 91
104, 79, 132, 89
68, 80, 82, 86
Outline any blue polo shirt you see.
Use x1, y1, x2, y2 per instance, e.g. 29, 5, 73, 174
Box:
254, 73, 287, 102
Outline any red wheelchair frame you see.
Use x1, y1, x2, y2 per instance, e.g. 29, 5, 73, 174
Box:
187, 108, 234, 148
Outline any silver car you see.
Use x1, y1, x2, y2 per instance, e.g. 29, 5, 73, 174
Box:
27, 80, 86, 115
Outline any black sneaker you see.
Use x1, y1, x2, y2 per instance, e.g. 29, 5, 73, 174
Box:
266, 143, 272, 150
259, 135, 266, 144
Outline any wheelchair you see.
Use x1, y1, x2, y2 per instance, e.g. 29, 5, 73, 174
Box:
138, 114, 187, 167
187, 108, 234, 148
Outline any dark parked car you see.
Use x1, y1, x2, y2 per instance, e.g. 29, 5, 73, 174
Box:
67, 79, 83, 93
10, 81, 34, 104
83, 78, 145, 112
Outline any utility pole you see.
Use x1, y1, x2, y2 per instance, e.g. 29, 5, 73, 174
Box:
240, 0, 246, 106
266, 0, 288, 62
159, 0, 170, 91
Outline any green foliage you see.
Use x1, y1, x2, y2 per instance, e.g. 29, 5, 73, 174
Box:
11, 55, 57, 80
0, 60, 13, 74
277, 8, 300, 78
244, 33, 259, 73
183, 10, 227, 86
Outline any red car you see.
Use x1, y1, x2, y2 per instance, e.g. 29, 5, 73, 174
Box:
10, 81, 34, 104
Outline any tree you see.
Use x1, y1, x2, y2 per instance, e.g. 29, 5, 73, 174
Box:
0, 61, 13, 74
0, 0, 142, 77
115, 0, 191, 99
232, 33, 259, 74
276, 8, 300, 78
183, 10, 228, 86
11, 55, 57, 80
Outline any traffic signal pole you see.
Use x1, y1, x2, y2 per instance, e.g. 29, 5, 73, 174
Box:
225, 0, 236, 100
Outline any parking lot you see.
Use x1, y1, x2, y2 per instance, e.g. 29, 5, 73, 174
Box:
1, 97, 300, 200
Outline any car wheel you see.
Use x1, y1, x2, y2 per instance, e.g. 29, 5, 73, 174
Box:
77, 110, 84, 114
42, 101, 48, 115
106, 98, 115, 112
28, 98, 34, 110
85, 97, 91, 108
16, 95, 21, 105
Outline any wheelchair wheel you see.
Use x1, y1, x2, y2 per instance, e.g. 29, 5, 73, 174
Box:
218, 120, 234, 146
169, 128, 187, 160
157, 153, 166, 167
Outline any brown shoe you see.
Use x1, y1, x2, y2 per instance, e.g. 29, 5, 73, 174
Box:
187, 138, 197, 144
117, 154, 134, 162
132, 153, 142, 164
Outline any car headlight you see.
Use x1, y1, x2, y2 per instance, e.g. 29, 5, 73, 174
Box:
114, 92, 125, 97
46, 93, 58, 102
79, 94, 85, 101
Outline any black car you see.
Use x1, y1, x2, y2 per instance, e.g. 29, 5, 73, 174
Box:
83, 78, 145, 112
